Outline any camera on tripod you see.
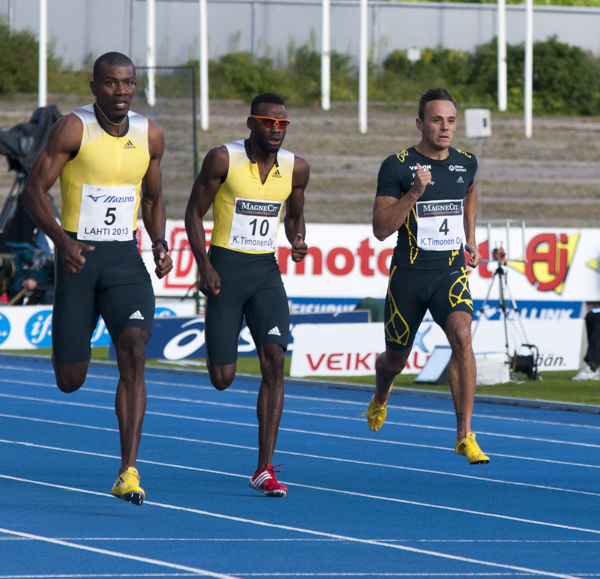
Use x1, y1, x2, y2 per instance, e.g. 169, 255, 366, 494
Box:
473, 220, 541, 382
491, 246, 506, 262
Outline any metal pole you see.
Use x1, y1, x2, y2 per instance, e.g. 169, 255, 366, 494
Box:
129, 0, 134, 59
497, 0, 507, 111
524, 0, 533, 138
476, 137, 483, 222
251, 1, 256, 56
199, 0, 209, 130
358, 0, 368, 134
147, 0, 156, 106
38, 0, 47, 107
8, 0, 14, 29
191, 66, 199, 177
321, 0, 331, 111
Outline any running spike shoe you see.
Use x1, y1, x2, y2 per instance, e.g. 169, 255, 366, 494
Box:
248, 464, 287, 497
111, 466, 145, 505
364, 396, 389, 432
455, 432, 490, 465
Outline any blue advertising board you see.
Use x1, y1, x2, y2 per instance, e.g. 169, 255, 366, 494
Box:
109, 310, 369, 361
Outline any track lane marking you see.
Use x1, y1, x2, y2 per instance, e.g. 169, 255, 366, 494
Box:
2, 414, 600, 494
0, 477, 586, 579
1, 446, 600, 535
1, 392, 598, 450
2, 371, 599, 432
0, 527, 240, 578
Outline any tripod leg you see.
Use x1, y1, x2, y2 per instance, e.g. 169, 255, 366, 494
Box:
472, 269, 498, 340
0, 173, 24, 234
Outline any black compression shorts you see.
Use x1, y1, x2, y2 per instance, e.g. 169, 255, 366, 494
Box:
204, 246, 289, 366
52, 233, 155, 365
384, 265, 473, 351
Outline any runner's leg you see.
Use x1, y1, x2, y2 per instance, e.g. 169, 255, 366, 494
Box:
114, 326, 150, 473
256, 342, 285, 469
374, 347, 411, 404
444, 310, 476, 440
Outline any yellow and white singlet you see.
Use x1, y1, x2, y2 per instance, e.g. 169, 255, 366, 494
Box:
210, 140, 295, 254
60, 105, 151, 241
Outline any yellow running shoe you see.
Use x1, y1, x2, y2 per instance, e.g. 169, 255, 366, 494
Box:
111, 466, 145, 505
455, 432, 489, 465
364, 396, 389, 432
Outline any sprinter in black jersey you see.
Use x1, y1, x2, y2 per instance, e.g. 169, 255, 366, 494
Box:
365, 87, 489, 465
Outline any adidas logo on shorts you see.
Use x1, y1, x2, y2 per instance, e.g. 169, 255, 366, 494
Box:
129, 310, 144, 320
457, 176, 464, 183
268, 326, 281, 336
124, 140, 136, 149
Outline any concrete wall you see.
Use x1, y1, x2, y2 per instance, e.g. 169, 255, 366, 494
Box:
1, 0, 600, 69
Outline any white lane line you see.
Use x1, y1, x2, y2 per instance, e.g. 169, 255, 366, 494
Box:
0, 575, 200, 579
4, 537, 600, 544
2, 391, 599, 451
2, 371, 599, 433
1, 415, 599, 495
0, 477, 586, 579
0, 574, 588, 579
0, 527, 240, 578
2, 447, 600, 536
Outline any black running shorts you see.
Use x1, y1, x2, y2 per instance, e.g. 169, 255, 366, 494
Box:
52, 233, 155, 365
204, 246, 289, 366
384, 265, 473, 351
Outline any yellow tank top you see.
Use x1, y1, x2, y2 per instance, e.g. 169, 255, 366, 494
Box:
60, 105, 150, 241
210, 140, 295, 254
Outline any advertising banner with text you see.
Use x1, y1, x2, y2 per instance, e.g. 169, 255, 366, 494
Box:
290, 318, 584, 377
139, 221, 600, 302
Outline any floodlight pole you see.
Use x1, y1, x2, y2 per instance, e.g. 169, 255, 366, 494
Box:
524, 0, 533, 138
146, 0, 156, 106
8, 0, 15, 29
199, 0, 209, 130
321, 0, 331, 111
38, 0, 47, 107
497, 0, 507, 111
358, 0, 368, 134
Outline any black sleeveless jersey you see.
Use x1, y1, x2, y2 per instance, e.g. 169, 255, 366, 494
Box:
376, 146, 477, 271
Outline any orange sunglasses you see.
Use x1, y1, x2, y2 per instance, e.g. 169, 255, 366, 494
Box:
250, 115, 291, 129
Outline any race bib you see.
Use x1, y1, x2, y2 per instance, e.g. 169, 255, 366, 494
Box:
228, 198, 282, 252
78, 184, 136, 241
416, 199, 465, 251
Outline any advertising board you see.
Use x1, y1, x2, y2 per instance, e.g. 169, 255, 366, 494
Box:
290, 318, 584, 377
138, 221, 600, 303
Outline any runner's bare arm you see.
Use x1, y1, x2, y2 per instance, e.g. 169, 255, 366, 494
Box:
463, 181, 481, 267
21, 114, 96, 273
285, 156, 309, 262
372, 163, 431, 241
184, 146, 229, 296
141, 120, 173, 279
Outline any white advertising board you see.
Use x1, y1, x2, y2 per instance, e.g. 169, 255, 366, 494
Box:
140, 221, 600, 302
290, 318, 584, 377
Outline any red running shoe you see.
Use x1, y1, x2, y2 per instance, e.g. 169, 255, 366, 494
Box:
248, 464, 287, 497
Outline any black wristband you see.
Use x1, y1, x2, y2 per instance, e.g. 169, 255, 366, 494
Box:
152, 238, 169, 253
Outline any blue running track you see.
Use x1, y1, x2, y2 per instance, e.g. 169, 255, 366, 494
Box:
1, 355, 599, 578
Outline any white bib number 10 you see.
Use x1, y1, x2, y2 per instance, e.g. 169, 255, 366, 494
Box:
229, 198, 282, 252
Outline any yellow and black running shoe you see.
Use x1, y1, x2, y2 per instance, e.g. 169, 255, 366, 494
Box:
111, 466, 145, 505
364, 396, 389, 432
455, 432, 489, 465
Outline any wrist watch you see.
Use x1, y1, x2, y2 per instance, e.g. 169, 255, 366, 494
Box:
152, 238, 169, 253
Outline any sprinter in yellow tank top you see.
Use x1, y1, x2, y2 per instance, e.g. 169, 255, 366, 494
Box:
22, 52, 173, 506
185, 93, 310, 497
